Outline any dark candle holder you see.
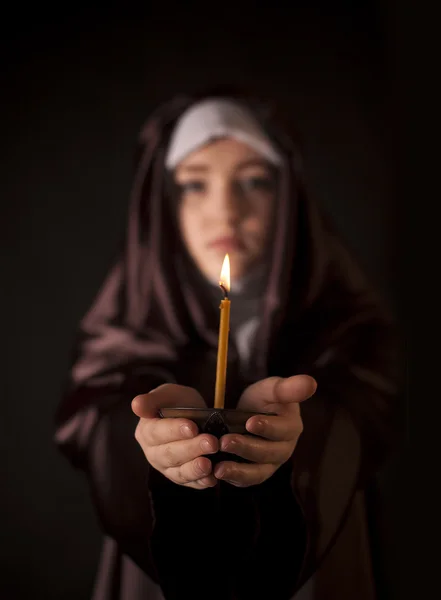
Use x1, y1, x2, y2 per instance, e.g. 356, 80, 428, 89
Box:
158, 407, 275, 465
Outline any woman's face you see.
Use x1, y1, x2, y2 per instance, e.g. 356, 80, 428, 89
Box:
175, 137, 277, 285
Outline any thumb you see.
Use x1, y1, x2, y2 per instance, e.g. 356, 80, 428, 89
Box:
239, 375, 317, 411
131, 383, 206, 419
274, 375, 317, 403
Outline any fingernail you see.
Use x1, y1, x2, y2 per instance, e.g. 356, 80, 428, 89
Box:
201, 438, 214, 453
215, 466, 225, 479
221, 438, 236, 452
199, 476, 216, 488
196, 459, 210, 476
248, 419, 265, 433
180, 425, 194, 438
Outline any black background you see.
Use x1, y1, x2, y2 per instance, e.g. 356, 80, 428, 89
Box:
1, 2, 406, 599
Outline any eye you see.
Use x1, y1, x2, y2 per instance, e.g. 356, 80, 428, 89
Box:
177, 180, 206, 194
238, 176, 275, 193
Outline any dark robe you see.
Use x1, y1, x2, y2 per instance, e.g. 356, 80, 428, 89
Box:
54, 93, 401, 599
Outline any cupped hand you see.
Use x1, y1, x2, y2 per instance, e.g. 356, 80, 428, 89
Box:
132, 384, 219, 489
214, 375, 317, 487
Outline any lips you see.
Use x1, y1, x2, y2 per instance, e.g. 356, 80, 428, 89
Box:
208, 236, 246, 252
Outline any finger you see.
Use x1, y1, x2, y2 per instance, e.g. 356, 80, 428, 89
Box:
183, 475, 218, 490
132, 384, 205, 419
149, 434, 219, 470
220, 433, 293, 465
239, 375, 317, 412
245, 413, 303, 441
274, 375, 317, 403
167, 456, 217, 486
143, 417, 199, 446
213, 461, 276, 487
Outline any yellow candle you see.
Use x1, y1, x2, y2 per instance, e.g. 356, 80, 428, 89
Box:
214, 254, 231, 409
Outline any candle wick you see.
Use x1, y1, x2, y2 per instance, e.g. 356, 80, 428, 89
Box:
219, 283, 229, 299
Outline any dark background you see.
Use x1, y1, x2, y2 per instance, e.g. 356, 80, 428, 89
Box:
1, 2, 405, 599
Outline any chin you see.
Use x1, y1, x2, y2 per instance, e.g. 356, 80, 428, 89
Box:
230, 268, 247, 283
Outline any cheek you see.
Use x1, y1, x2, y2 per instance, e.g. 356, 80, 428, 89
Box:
244, 198, 275, 239
178, 205, 204, 254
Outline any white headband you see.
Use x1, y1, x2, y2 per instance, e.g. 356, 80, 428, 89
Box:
165, 98, 282, 169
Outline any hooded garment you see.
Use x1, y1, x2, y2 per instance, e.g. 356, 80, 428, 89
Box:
54, 92, 401, 600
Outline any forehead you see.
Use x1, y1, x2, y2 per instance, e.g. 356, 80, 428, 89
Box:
175, 137, 270, 173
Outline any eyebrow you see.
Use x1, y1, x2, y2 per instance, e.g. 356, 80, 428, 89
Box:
178, 164, 209, 173
178, 158, 271, 173
236, 158, 271, 170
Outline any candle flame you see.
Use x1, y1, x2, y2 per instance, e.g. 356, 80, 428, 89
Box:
219, 254, 230, 293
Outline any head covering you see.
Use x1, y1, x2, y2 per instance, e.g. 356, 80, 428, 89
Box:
165, 98, 283, 169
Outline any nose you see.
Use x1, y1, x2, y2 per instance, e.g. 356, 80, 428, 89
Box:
209, 181, 242, 225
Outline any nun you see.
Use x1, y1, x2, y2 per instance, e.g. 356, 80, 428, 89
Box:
55, 91, 401, 600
